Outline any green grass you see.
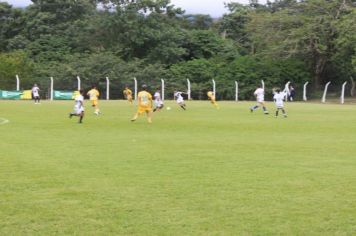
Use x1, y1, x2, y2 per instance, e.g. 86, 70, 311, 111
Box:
1, 100, 356, 235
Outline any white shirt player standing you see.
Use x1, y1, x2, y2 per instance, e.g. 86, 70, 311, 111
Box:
250, 86, 269, 114
273, 89, 287, 118
32, 84, 40, 104
69, 89, 85, 123
174, 91, 187, 110
153, 90, 164, 112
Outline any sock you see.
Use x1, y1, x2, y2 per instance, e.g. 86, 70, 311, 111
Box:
275, 110, 279, 116
181, 105, 186, 110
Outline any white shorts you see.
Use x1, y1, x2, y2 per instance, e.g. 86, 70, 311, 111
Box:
257, 98, 264, 103
176, 98, 184, 104
74, 106, 84, 114
155, 101, 163, 107
276, 105, 284, 109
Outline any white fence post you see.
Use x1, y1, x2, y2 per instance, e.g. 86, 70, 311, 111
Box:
77, 76, 81, 91
16, 74, 20, 91
261, 80, 265, 90
187, 79, 191, 100
161, 79, 165, 101
341, 81, 347, 104
106, 77, 110, 100
284, 81, 291, 101
50, 77, 54, 101
235, 81, 238, 102
133, 77, 137, 101
212, 79, 216, 96
303, 82, 309, 101
321, 81, 331, 103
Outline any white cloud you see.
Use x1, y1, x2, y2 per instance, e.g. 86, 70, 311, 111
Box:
3, 0, 266, 17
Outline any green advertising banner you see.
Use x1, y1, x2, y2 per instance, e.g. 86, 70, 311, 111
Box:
54, 91, 77, 100
0, 90, 23, 99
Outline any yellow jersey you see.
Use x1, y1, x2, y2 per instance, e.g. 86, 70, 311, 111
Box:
124, 88, 132, 97
138, 91, 152, 108
207, 91, 215, 99
87, 89, 99, 100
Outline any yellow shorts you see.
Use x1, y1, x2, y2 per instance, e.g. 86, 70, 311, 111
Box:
91, 100, 98, 106
138, 106, 152, 114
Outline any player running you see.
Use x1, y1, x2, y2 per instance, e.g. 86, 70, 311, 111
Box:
174, 91, 187, 110
69, 89, 85, 123
131, 84, 153, 123
153, 89, 164, 112
87, 85, 101, 115
273, 88, 287, 118
32, 84, 41, 104
123, 86, 133, 104
250, 86, 269, 114
207, 91, 219, 109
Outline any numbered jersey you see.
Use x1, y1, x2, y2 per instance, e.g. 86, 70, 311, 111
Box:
138, 91, 152, 108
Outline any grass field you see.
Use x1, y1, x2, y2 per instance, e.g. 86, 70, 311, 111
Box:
1, 100, 356, 235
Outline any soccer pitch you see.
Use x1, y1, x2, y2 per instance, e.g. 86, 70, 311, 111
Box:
1, 100, 356, 235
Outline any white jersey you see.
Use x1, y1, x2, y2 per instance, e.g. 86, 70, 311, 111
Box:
154, 92, 163, 107
32, 86, 40, 97
273, 92, 285, 108
254, 88, 264, 102
74, 95, 84, 114
174, 92, 184, 104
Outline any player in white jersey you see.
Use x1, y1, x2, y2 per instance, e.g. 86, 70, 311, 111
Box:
32, 84, 40, 104
250, 86, 269, 114
153, 90, 164, 112
174, 91, 186, 110
69, 89, 85, 123
273, 88, 287, 118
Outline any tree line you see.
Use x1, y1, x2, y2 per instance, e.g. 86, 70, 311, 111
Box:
0, 0, 355, 100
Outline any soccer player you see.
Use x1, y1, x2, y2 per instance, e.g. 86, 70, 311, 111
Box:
273, 88, 287, 118
250, 86, 269, 114
131, 84, 153, 123
153, 89, 164, 112
32, 84, 40, 104
207, 91, 219, 109
87, 85, 101, 115
69, 89, 85, 123
174, 91, 187, 110
123, 86, 133, 104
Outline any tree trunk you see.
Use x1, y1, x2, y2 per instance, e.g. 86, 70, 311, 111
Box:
313, 58, 326, 89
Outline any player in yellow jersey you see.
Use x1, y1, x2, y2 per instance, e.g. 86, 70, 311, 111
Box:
87, 85, 101, 115
131, 84, 153, 123
123, 86, 133, 104
207, 91, 219, 109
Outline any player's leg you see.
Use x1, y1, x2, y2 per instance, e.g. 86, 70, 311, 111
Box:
131, 107, 142, 122
79, 111, 84, 123
179, 102, 186, 110
250, 103, 259, 112
131, 113, 139, 121
146, 110, 152, 123
281, 108, 287, 117
213, 100, 219, 109
261, 101, 269, 114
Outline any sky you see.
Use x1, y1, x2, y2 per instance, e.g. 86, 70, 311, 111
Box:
2, 0, 261, 17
